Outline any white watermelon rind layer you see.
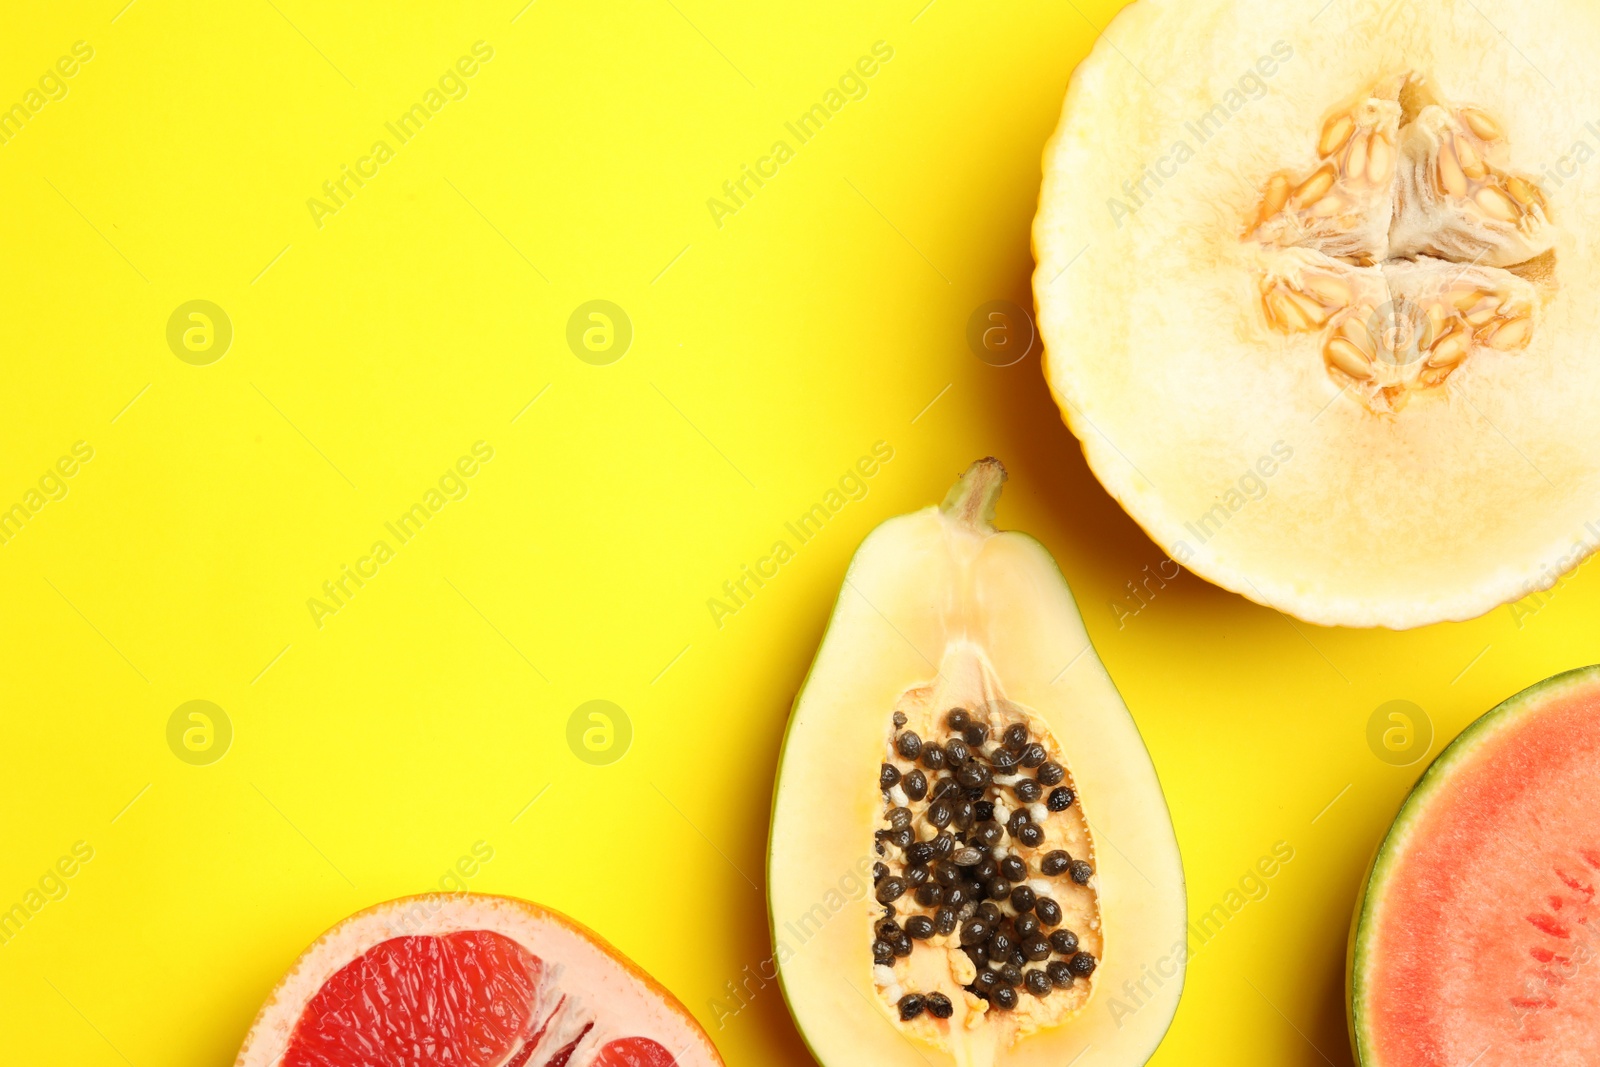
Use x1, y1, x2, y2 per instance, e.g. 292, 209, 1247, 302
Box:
1347, 664, 1600, 1066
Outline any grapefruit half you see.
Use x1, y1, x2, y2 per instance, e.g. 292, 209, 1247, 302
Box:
234, 894, 723, 1067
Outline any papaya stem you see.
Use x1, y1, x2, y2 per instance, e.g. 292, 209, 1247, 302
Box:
940, 458, 1007, 532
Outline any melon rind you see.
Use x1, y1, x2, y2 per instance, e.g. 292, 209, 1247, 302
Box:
1347, 664, 1600, 1065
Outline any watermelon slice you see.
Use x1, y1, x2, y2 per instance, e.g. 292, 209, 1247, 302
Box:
1349, 665, 1600, 1066
235, 894, 722, 1067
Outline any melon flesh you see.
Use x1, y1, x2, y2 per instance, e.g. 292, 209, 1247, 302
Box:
1350, 665, 1600, 1066
1033, 0, 1600, 628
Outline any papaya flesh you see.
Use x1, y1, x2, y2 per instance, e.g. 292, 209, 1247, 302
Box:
769, 460, 1186, 1067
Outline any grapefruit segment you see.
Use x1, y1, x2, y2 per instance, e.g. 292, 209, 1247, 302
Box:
236, 894, 719, 1067
1350, 665, 1600, 1065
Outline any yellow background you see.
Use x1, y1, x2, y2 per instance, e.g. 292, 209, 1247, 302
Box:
2, 1, 1597, 1064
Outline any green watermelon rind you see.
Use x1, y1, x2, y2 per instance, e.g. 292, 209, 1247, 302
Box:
1347, 663, 1600, 1066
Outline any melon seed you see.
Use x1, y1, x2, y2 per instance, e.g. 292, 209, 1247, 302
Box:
1319, 113, 1355, 157
925, 992, 954, 1019
898, 993, 925, 1021
1461, 107, 1503, 141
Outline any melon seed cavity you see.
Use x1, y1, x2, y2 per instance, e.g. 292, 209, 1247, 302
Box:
1245, 73, 1556, 413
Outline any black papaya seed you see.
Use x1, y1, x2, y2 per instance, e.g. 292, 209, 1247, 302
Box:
1049, 928, 1079, 955
987, 877, 1011, 901
898, 993, 924, 1020
1023, 935, 1052, 962
1035, 897, 1062, 927
934, 905, 958, 936
944, 738, 970, 764
1047, 786, 1075, 811
876, 877, 907, 903
1037, 761, 1065, 786
1003, 723, 1029, 751
1041, 850, 1071, 876
903, 770, 928, 801
880, 763, 901, 789
920, 746, 946, 770
1068, 951, 1097, 977
1069, 859, 1094, 884
963, 722, 990, 747
914, 883, 943, 907
1017, 824, 1045, 848
959, 918, 991, 946
998, 963, 1023, 987
1014, 779, 1043, 804
1025, 968, 1052, 997
999, 854, 1027, 881
906, 915, 935, 940
946, 707, 969, 731
1047, 960, 1075, 988
1010, 885, 1036, 913
872, 939, 893, 965
977, 901, 1001, 924
896, 732, 922, 760
1014, 912, 1040, 938
926, 991, 954, 1019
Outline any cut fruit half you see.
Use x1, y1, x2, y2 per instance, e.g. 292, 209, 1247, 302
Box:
769, 460, 1185, 1067
234, 894, 722, 1067
1033, 0, 1600, 628
1349, 665, 1600, 1066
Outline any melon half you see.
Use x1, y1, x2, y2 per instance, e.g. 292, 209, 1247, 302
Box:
1033, 0, 1600, 628
1349, 665, 1600, 1065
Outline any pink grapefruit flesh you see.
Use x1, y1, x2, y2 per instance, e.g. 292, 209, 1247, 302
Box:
1351, 665, 1600, 1066
236, 894, 723, 1067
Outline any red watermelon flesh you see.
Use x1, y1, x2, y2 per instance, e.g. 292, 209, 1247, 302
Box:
1352, 666, 1600, 1066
